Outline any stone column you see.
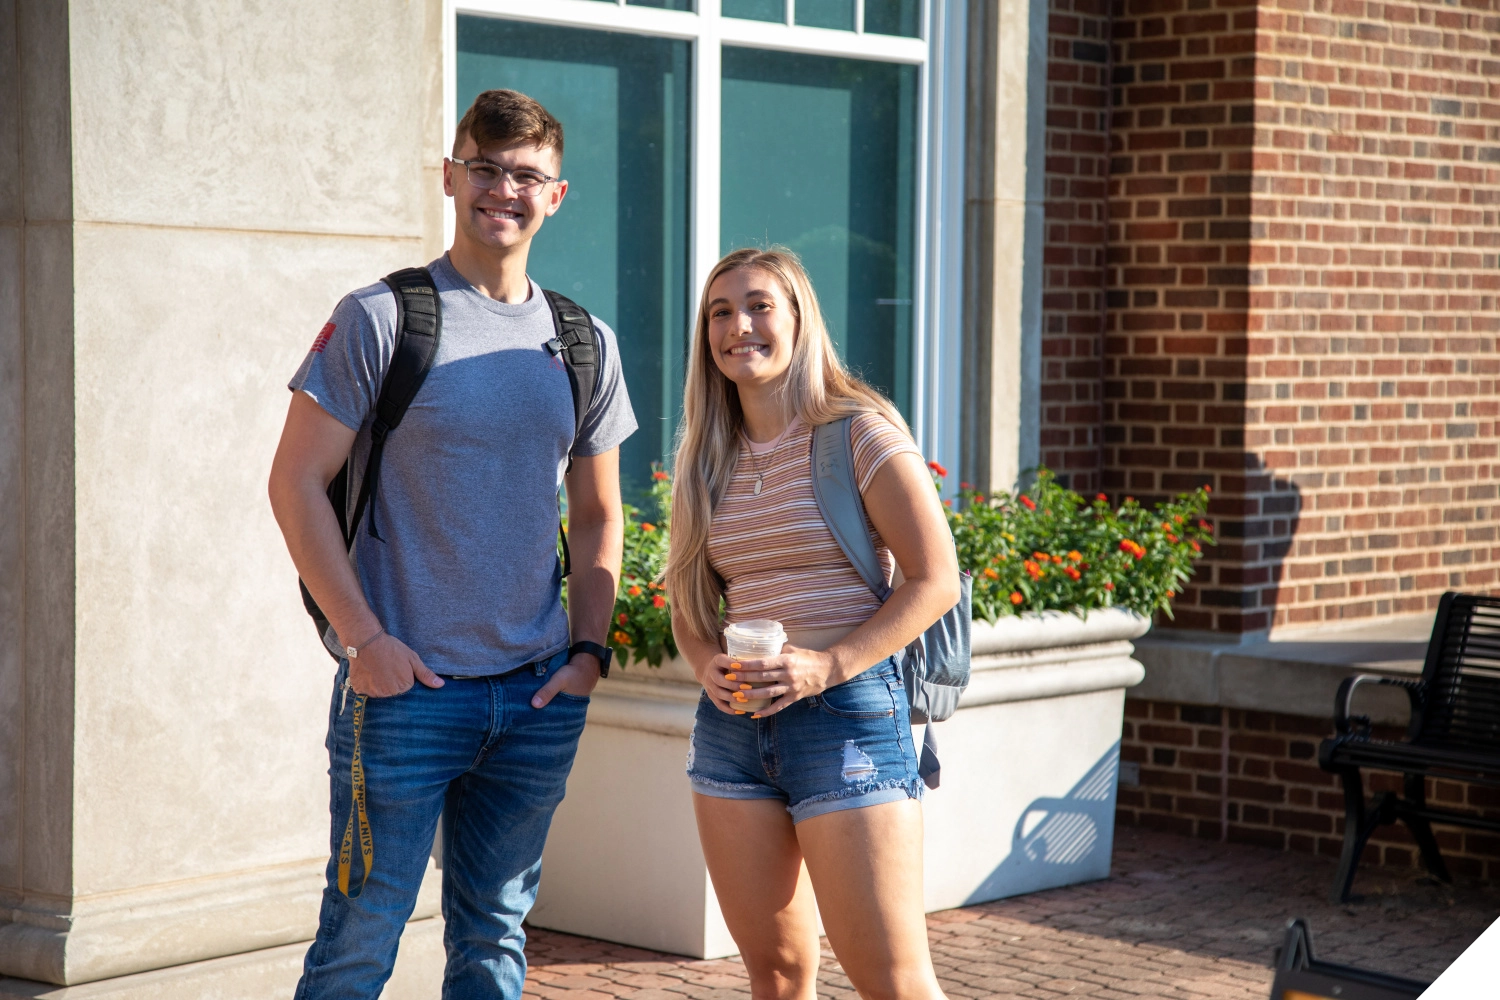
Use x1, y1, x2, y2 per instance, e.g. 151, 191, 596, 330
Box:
962, 0, 1049, 494
0, 0, 446, 992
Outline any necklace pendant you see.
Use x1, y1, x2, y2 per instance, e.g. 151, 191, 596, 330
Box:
753, 476, 764, 496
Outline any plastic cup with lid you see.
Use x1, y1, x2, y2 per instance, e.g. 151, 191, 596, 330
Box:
723, 619, 787, 713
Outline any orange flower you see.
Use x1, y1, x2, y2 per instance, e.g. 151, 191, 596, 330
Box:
1010, 591, 1024, 605
1166, 532, 1178, 543
1204, 485, 1212, 493
627, 585, 642, 597
652, 470, 669, 480
1166, 590, 1175, 598
614, 630, 630, 644
974, 494, 985, 503
1033, 551, 1047, 561
1162, 522, 1172, 531
1096, 493, 1108, 502
943, 499, 952, 508
1064, 566, 1081, 581
1019, 495, 1037, 510
983, 567, 1000, 580
1024, 560, 1043, 580
1191, 541, 1201, 552
927, 459, 949, 477
1104, 582, 1115, 591
617, 613, 628, 625
1067, 551, 1082, 562
652, 595, 666, 608
641, 523, 656, 532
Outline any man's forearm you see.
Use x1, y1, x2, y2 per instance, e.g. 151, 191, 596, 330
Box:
563, 514, 623, 649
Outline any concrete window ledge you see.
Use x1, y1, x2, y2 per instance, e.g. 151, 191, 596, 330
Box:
1130, 615, 1433, 724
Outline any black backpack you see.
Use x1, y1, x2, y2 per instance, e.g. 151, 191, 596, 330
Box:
298, 266, 603, 657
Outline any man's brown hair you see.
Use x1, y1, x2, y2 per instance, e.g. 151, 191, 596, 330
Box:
453, 89, 565, 162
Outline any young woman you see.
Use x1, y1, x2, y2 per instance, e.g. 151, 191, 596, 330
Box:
665, 248, 960, 1000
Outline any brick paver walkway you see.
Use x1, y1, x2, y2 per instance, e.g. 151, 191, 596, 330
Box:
523, 827, 1500, 999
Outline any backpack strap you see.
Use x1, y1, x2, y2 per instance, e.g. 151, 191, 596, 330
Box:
541, 289, 603, 578
351, 266, 442, 542
542, 289, 599, 465
810, 417, 892, 601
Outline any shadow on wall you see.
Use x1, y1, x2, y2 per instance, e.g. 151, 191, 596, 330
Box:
964, 741, 1121, 904
1170, 452, 1304, 634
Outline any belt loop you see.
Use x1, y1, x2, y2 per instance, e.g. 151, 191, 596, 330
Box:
534, 660, 547, 677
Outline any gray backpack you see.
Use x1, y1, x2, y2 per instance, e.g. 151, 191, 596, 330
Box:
811, 417, 973, 788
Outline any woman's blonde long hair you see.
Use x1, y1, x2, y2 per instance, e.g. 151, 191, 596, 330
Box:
665, 247, 912, 642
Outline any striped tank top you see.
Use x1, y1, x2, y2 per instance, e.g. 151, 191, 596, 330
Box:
707, 412, 923, 631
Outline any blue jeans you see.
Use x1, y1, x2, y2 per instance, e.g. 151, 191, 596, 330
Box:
295, 650, 587, 1000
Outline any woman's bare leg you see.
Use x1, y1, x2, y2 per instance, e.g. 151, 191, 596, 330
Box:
796, 799, 945, 1000
694, 794, 822, 1000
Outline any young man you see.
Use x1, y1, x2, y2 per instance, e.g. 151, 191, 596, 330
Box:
268, 90, 635, 999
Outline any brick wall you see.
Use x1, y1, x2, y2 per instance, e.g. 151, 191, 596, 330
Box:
1098, 0, 1262, 631
1042, 0, 1114, 494
1119, 697, 1500, 879
1243, 0, 1500, 630
1040, 0, 1500, 633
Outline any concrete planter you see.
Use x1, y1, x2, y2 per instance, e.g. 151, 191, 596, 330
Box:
530, 608, 1148, 958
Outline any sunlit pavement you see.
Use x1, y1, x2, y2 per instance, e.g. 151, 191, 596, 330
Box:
521, 826, 1500, 1000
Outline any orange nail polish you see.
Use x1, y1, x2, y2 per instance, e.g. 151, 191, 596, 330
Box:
730, 662, 741, 669
735, 710, 746, 715
734, 692, 746, 702
725, 673, 737, 681
739, 684, 752, 691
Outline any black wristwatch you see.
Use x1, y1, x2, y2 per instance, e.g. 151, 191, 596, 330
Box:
568, 640, 613, 678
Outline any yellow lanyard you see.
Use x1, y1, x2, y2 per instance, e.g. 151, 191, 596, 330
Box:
337, 693, 374, 898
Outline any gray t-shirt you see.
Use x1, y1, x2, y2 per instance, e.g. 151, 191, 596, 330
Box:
289, 254, 637, 675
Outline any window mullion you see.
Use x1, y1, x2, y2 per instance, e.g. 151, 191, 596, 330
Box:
692, 1, 723, 310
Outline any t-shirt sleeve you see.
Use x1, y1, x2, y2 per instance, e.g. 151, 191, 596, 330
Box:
851, 410, 923, 494
286, 288, 394, 432
572, 317, 639, 457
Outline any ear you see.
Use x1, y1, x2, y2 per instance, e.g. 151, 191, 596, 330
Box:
442, 158, 456, 197
544, 178, 569, 217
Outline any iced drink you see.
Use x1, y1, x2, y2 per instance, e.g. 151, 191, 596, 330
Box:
723, 619, 787, 713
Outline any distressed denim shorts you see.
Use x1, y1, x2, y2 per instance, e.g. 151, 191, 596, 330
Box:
686, 657, 924, 824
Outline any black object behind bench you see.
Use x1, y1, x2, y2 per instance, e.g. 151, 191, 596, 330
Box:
1318, 591, 1500, 903
1269, 918, 1430, 1000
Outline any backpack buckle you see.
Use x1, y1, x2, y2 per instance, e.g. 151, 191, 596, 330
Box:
544, 337, 564, 357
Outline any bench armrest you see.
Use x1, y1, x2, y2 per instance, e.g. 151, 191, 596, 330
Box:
1334, 674, 1422, 737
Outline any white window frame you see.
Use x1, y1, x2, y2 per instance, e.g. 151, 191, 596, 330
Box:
442, 0, 965, 474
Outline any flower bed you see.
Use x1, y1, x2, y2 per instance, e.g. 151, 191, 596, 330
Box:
588, 466, 1212, 668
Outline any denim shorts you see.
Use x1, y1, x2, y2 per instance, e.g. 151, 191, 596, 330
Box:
686, 657, 923, 824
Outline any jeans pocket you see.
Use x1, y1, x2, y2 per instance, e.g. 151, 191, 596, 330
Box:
817, 672, 897, 720
552, 691, 591, 705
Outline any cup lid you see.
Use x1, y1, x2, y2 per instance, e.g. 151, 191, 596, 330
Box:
724, 619, 786, 639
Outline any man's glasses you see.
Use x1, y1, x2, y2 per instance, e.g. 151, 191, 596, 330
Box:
448, 157, 558, 197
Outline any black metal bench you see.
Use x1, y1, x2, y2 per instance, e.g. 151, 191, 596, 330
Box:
1270, 918, 1429, 1000
1318, 591, 1500, 903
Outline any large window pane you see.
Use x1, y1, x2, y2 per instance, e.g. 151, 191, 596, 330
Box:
458, 17, 691, 501
721, 48, 918, 418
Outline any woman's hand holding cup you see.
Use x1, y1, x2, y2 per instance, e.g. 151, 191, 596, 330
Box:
724, 645, 835, 718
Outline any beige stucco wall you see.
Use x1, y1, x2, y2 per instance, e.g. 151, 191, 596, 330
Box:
0, 0, 445, 985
